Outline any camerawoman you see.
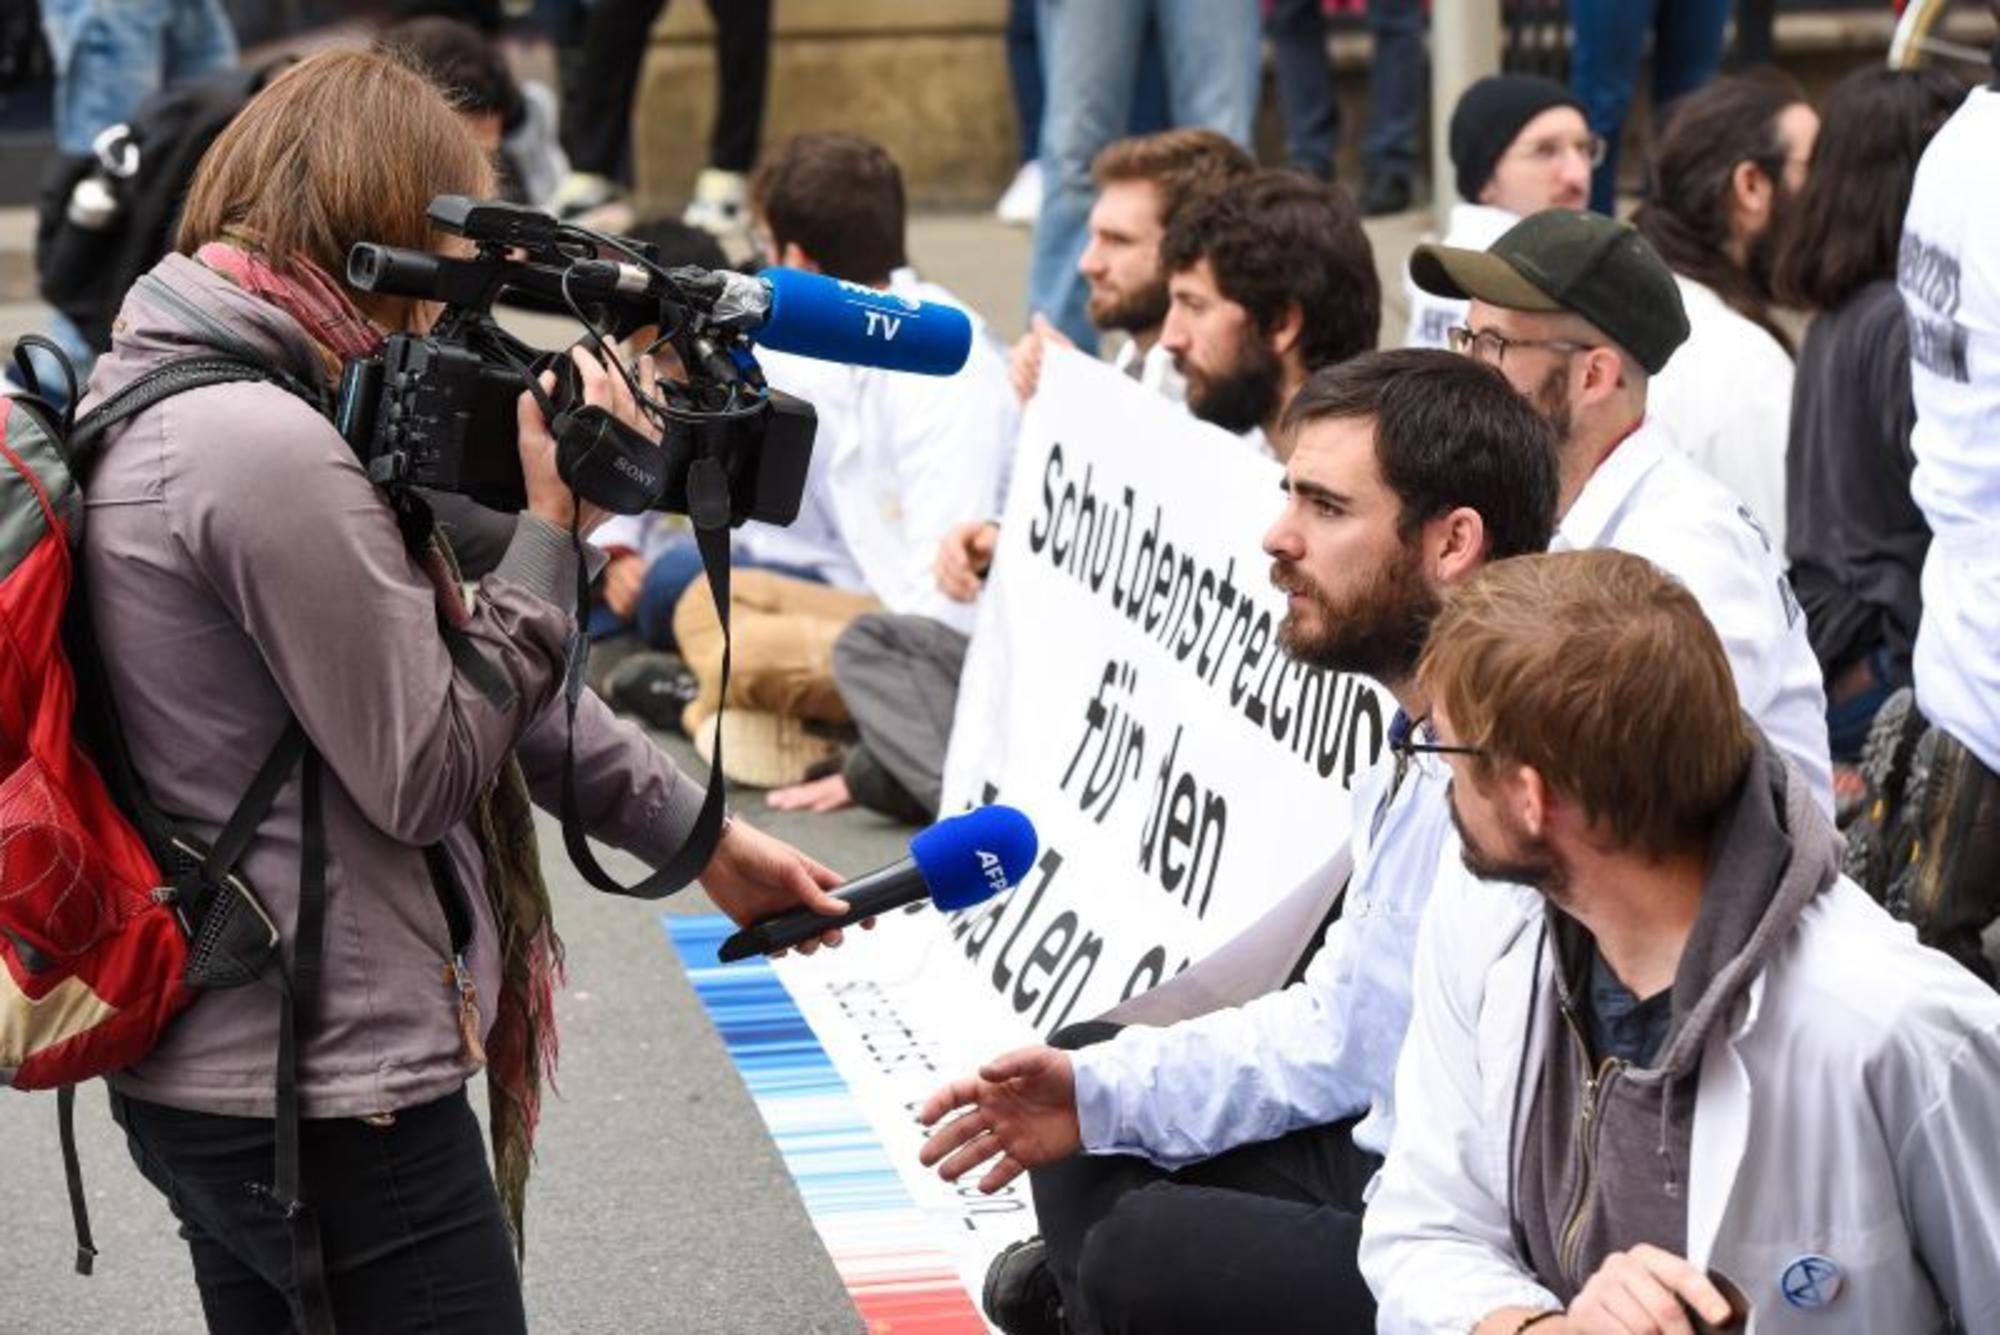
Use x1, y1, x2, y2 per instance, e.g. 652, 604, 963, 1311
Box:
76, 49, 846, 1333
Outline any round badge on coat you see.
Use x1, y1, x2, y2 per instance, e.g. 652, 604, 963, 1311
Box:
1780, 1254, 1843, 1310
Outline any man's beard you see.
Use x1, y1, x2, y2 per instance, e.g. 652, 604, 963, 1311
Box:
1089, 276, 1170, 334
1183, 325, 1284, 435
1531, 359, 1573, 447
1272, 539, 1438, 684
1450, 788, 1572, 904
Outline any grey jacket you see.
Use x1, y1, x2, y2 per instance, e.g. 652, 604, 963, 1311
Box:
85, 254, 705, 1118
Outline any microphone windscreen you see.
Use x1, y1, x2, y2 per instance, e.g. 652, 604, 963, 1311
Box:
909, 805, 1040, 912
755, 267, 973, 376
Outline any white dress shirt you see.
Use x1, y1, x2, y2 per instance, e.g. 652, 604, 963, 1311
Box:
1071, 724, 1457, 1167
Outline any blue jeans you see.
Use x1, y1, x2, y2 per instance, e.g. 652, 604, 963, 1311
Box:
1006, 0, 1170, 166
1027, 0, 1260, 350
32, 0, 234, 393
39, 0, 237, 155
1571, 0, 1730, 214
1267, 0, 1427, 182
590, 536, 823, 651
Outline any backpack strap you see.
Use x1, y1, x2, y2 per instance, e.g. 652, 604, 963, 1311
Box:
67, 355, 318, 475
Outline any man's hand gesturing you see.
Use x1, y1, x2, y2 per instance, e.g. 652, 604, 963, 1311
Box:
917, 1045, 1082, 1194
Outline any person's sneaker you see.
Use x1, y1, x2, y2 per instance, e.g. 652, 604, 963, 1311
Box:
995, 159, 1044, 227
691, 709, 845, 789
981, 1236, 1066, 1335
682, 167, 750, 242
604, 651, 700, 733
1359, 172, 1414, 217
551, 170, 623, 221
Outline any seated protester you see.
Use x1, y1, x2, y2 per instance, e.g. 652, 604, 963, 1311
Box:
1360, 549, 2000, 1334
1406, 75, 1594, 350
1633, 72, 1819, 553
1412, 208, 1835, 815
773, 167, 1381, 821
671, 132, 1018, 787
1011, 128, 1255, 404
375, 14, 568, 210
1775, 68, 1966, 769
915, 350, 1563, 1335
1158, 169, 1381, 459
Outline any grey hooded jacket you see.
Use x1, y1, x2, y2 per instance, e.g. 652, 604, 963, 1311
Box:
83, 254, 704, 1119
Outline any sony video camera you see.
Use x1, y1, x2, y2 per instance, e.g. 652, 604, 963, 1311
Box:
334, 195, 815, 523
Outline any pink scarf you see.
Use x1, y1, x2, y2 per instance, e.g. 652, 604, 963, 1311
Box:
195, 241, 384, 363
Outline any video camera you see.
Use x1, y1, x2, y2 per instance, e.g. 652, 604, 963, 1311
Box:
335, 195, 815, 523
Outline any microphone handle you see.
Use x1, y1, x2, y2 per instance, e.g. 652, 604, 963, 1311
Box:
715, 860, 928, 963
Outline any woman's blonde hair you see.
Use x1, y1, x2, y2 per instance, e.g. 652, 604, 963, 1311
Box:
177, 46, 495, 326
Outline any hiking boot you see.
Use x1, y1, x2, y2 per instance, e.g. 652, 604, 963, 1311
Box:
604, 651, 700, 734
552, 170, 622, 220
1843, 686, 1930, 900
982, 1236, 1066, 1335
691, 709, 845, 789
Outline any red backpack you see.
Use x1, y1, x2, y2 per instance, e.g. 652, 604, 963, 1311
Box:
1, 339, 322, 1298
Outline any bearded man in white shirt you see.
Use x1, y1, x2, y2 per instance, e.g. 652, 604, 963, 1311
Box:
1412, 208, 1834, 816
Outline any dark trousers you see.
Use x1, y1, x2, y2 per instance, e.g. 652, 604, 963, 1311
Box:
111, 1086, 526, 1335
560, 0, 771, 181
1266, 0, 1427, 182
1030, 1023, 1380, 1335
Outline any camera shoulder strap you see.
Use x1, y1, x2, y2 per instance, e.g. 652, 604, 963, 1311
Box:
555, 456, 735, 899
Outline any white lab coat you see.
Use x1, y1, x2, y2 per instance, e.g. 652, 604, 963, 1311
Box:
1900, 86, 2000, 772
1361, 863, 2000, 1334
1403, 203, 1520, 350
1111, 336, 1186, 401
1556, 419, 1833, 815
1646, 275, 1794, 555
750, 269, 1018, 632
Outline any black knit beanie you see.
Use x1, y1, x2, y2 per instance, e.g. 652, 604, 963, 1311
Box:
1450, 75, 1588, 203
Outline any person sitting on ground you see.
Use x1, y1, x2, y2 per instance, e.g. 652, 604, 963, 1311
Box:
1360, 548, 2000, 1335
1412, 207, 1835, 815
668, 131, 1017, 788
771, 165, 1380, 820
1406, 74, 1596, 350
1773, 67, 1965, 774
915, 350, 1562, 1335
1011, 128, 1255, 404
1632, 71, 1819, 553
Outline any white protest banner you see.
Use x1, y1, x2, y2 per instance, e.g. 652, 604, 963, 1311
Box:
674, 347, 1391, 1329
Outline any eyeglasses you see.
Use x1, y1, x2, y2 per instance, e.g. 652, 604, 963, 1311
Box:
1391, 712, 1484, 778
1446, 326, 1595, 367
1508, 133, 1609, 169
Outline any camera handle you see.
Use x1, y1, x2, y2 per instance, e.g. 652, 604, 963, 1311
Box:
554, 455, 736, 898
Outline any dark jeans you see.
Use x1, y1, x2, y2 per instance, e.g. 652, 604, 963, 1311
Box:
560, 0, 771, 181
1571, 0, 1731, 212
1030, 1023, 1380, 1335
588, 536, 822, 649
110, 1086, 526, 1335
1267, 0, 1427, 181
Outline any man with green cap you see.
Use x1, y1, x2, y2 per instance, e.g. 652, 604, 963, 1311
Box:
1410, 208, 1834, 816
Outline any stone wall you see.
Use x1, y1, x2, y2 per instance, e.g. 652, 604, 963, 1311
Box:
632, 0, 1018, 215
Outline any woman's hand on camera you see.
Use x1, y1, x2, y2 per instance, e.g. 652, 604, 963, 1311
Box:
515, 346, 662, 536
699, 815, 858, 956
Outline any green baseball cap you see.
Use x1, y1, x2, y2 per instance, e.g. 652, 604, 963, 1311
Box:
1409, 209, 1691, 375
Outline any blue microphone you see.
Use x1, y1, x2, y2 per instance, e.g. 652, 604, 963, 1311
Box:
716, 805, 1038, 962
703, 267, 974, 377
